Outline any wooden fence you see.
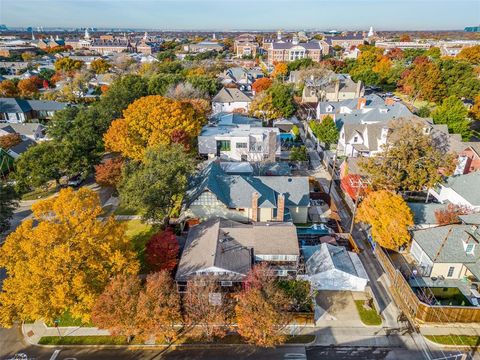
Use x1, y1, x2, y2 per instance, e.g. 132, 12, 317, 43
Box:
374, 246, 480, 324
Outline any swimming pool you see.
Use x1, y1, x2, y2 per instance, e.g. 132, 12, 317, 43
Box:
280, 133, 295, 141
296, 223, 334, 236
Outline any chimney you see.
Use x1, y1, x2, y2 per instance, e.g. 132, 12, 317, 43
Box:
334, 80, 340, 101
385, 97, 395, 106
251, 192, 259, 222
355, 80, 363, 98
276, 193, 285, 221
357, 98, 367, 110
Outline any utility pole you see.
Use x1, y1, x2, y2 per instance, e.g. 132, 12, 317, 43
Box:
328, 147, 339, 195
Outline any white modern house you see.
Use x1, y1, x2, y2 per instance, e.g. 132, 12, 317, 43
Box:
428, 172, 480, 211
302, 243, 368, 292
211, 87, 253, 114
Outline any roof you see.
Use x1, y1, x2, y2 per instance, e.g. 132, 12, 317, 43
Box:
212, 87, 252, 104
0, 98, 67, 113
0, 123, 44, 137
441, 172, 480, 206
210, 112, 262, 127
459, 213, 480, 225
7, 138, 36, 155
187, 162, 309, 209
175, 218, 298, 281
305, 243, 368, 279
408, 202, 446, 225
271, 41, 321, 50
412, 225, 480, 263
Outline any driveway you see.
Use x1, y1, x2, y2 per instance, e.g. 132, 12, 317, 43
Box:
315, 290, 362, 325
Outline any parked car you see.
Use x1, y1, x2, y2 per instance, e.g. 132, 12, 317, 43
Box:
67, 175, 83, 187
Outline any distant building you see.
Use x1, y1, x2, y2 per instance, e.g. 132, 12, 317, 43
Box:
321, 33, 366, 54
184, 41, 224, 53
234, 33, 259, 58
465, 26, 480, 32
302, 74, 364, 103
211, 87, 253, 114
264, 34, 322, 65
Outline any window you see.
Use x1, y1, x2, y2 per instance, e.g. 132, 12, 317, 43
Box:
236, 142, 248, 149
447, 266, 455, 277
216, 140, 231, 151
465, 243, 474, 254
221, 281, 233, 287
353, 136, 358, 143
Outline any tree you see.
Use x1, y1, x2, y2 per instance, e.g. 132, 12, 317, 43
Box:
145, 228, 179, 271
470, 95, 480, 121
136, 271, 182, 344
417, 105, 431, 118
440, 59, 480, 100
17, 76, 41, 98
91, 274, 142, 342
269, 83, 296, 118
54, 57, 84, 73
432, 96, 471, 140
287, 58, 314, 72
184, 275, 232, 341
386, 48, 404, 60
104, 95, 205, 160
272, 62, 288, 79
0, 188, 139, 326
289, 145, 308, 161
399, 34, 412, 42
309, 116, 339, 149
0, 133, 22, 150
356, 190, 414, 250
0, 80, 19, 97
435, 204, 472, 225
157, 50, 176, 62
90, 58, 111, 74
252, 77, 273, 93
399, 57, 445, 104
0, 182, 18, 234
13, 141, 63, 189
118, 144, 195, 224
236, 264, 290, 347
186, 75, 218, 96
148, 73, 184, 96
359, 120, 454, 192
456, 45, 480, 65
94, 158, 124, 188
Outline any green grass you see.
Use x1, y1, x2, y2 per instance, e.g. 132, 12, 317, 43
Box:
114, 205, 139, 216
122, 219, 159, 273
38, 334, 316, 346
354, 300, 382, 326
425, 335, 480, 347
21, 187, 58, 201
45, 311, 93, 327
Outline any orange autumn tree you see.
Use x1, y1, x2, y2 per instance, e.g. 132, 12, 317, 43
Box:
356, 190, 414, 251
0, 188, 139, 326
94, 157, 124, 188
104, 95, 205, 160
235, 264, 291, 347
272, 62, 288, 79
252, 77, 273, 93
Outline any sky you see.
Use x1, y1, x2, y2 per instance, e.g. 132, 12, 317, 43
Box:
1, 0, 479, 31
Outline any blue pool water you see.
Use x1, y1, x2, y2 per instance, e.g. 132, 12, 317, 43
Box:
280, 133, 294, 141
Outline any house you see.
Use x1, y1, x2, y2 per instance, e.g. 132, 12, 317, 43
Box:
185, 162, 310, 223
222, 67, 264, 86
185, 41, 224, 53
409, 225, 480, 281
0, 123, 46, 141
234, 34, 259, 58
302, 74, 364, 103
428, 172, 480, 211
211, 87, 253, 114
0, 98, 68, 123
302, 243, 368, 291
407, 202, 449, 229
322, 33, 366, 55
6, 138, 36, 158
198, 114, 280, 161
265, 34, 322, 65
175, 218, 300, 290
454, 145, 480, 175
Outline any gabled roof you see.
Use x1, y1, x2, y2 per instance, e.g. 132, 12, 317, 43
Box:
412, 225, 480, 263
212, 87, 252, 103
187, 162, 309, 209
0, 98, 68, 113
0, 123, 44, 137
210, 112, 262, 127
441, 172, 480, 206
305, 243, 368, 279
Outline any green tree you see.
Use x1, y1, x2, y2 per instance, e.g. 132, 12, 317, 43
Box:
309, 116, 339, 149
0, 182, 18, 234
439, 59, 480, 100
269, 83, 296, 118
90, 58, 111, 74
359, 120, 455, 191
417, 105, 431, 118
157, 50, 176, 62
148, 73, 184, 96
288, 58, 314, 72
54, 57, 84, 73
289, 145, 308, 161
118, 144, 196, 224
187, 75, 219, 96
432, 96, 471, 140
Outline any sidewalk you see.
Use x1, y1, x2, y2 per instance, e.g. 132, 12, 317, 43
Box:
23, 321, 109, 345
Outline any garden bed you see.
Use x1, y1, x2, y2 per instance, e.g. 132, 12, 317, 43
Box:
354, 300, 382, 326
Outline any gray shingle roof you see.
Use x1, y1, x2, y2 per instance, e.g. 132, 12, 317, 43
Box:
272, 41, 321, 50
0, 98, 67, 113
187, 162, 309, 209
412, 225, 480, 263
441, 172, 480, 206
0, 123, 44, 137
407, 202, 446, 225
459, 213, 480, 225
212, 87, 252, 103
210, 112, 262, 127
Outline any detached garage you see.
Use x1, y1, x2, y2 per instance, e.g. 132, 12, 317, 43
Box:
303, 243, 368, 292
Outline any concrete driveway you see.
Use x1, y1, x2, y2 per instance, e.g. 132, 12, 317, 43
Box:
315, 290, 362, 326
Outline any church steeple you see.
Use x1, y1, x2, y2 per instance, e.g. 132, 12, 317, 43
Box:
84, 28, 90, 39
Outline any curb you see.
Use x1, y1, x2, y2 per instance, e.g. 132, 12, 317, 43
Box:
422, 335, 479, 350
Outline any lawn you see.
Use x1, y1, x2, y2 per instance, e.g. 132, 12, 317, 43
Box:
425, 335, 480, 347
114, 205, 139, 216
38, 334, 316, 346
45, 311, 93, 328
21, 187, 58, 201
354, 300, 382, 326
122, 219, 159, 273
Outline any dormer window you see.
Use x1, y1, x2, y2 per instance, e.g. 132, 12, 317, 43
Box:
326, 105, 333, 113
423, 127, 431, 135
464, 241, 475, 255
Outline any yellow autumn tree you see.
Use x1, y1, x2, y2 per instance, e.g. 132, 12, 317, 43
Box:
104, 95, 205, 160
0, 188, 139, 327
272, 62, 288, 79
356, 190, 414, 251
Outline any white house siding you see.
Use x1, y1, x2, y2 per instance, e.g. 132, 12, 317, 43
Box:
187, 205, 250, 223
212, 101, 251, 114
431, 185, 479, 211
410, 240, 434, 276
